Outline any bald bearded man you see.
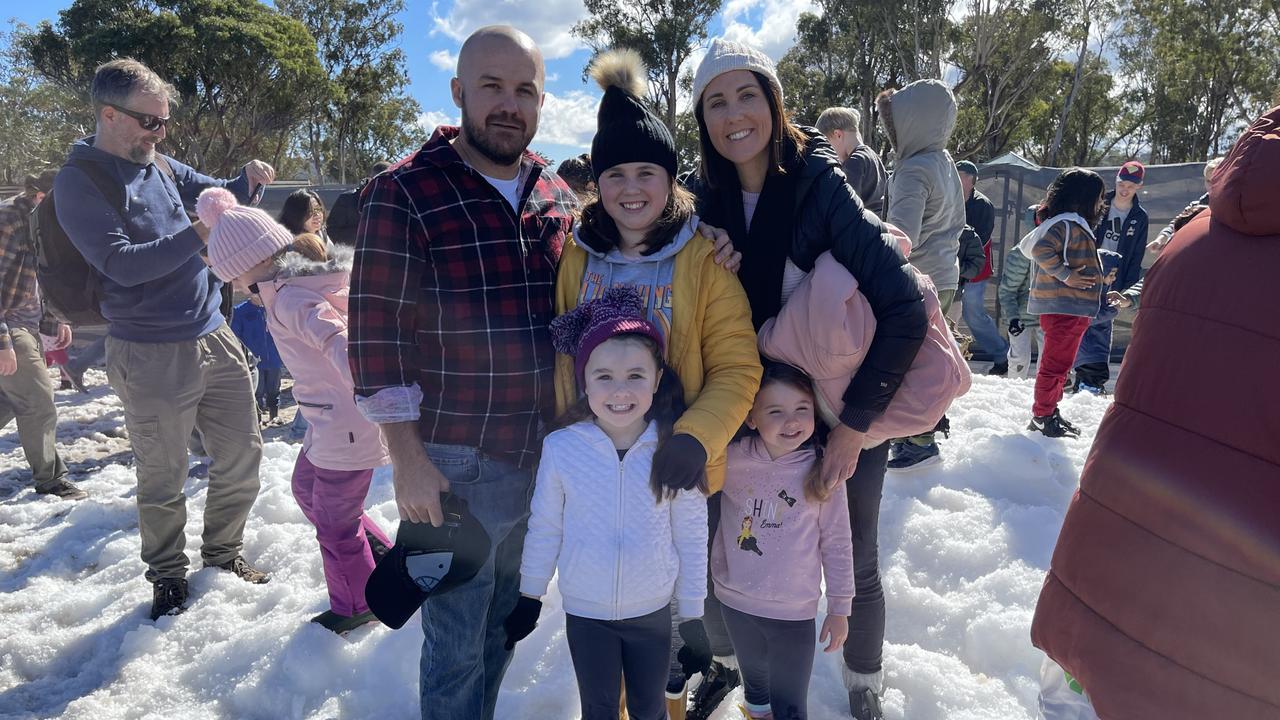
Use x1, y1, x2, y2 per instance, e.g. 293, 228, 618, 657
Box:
349, 26, 577, 720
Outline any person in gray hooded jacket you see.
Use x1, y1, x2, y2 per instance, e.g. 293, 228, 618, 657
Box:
877, 79, 967, 471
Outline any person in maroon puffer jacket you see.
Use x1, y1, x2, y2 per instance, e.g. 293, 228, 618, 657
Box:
1030, 105, 1280, 719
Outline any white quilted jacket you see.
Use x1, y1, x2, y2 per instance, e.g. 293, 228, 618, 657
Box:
519, 420, 708, 621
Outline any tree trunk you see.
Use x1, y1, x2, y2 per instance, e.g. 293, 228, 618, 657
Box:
1048, 21, 1089, 166
666, 67, 678, 134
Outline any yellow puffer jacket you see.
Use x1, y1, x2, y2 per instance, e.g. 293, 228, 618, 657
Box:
554, 231, 761, 494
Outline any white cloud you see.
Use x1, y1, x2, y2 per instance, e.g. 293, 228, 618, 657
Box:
535, 89, 599, 149
429, 49, 458, 72
417, 110, 459, 135
430, 0, 588, 60
720, 0, 818, 61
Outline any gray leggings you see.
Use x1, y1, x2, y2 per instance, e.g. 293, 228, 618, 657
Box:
566, 606, 672, 720
721, 604, 816, 720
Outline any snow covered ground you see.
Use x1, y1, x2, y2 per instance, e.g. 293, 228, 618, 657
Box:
0, 368, 1112, 720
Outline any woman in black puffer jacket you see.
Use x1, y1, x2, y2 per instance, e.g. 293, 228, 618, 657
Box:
682, 38, 929, 720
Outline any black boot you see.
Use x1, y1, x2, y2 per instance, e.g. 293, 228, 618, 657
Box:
987, 361, 1008, 376
150, 577, 189, 620
849, 688, 885, 720
311, 609, 378, 634
687, 658, 740, 720
1028, 408, 1082, 438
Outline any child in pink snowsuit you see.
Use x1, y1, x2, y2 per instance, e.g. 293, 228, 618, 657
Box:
198, 188, 391, 634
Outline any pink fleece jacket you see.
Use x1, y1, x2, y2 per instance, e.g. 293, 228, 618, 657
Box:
256, 247, 389, 472
757, 251, 971, 446
711, 436, 854, 621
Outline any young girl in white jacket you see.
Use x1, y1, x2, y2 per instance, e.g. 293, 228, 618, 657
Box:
504, 288, 711, 720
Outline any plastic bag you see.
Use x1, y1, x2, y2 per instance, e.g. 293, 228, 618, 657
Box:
1038, 656, 1100, 720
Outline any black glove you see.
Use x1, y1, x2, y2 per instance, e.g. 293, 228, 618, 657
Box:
1008, 318, 1024, 336
677, 619, 713, 678
651, 434, 707, 493
503, 596, 542, 650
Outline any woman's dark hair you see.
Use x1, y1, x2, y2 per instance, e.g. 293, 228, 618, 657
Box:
740, 361, 828, 501
576, 180, 696, 257
551, 333, 699, 501
1038, 168, 1107, 227
694, 70, 808, 190
278, 189, 325, 236
556, 153, 595, 196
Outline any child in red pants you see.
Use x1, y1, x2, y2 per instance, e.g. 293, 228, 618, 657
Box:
1022, 168, 1107, 437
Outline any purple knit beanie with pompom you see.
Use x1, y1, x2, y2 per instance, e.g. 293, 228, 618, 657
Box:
549, 287, 665, 384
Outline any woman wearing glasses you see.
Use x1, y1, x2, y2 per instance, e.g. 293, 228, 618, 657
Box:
278, 189, 332, 244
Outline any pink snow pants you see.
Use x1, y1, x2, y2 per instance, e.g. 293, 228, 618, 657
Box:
291, 450, 391, 616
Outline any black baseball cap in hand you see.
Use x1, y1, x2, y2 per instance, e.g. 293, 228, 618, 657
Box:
364, 494, 491, 629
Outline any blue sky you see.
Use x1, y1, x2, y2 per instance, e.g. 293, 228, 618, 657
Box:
8, 0, 816, 165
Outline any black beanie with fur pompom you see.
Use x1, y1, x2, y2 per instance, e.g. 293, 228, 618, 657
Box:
589, 49, 677, 181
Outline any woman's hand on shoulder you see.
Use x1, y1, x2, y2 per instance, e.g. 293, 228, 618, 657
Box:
697, 221, 742, 273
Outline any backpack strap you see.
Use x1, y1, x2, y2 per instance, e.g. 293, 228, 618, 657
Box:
153, 154, 177, 184
64, 159, 127, 214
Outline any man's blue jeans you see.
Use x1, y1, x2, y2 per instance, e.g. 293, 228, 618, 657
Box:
418, 443, 533, 720
961, 279, 1009, 359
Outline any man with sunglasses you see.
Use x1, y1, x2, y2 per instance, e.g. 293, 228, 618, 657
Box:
53, 58, 276, 621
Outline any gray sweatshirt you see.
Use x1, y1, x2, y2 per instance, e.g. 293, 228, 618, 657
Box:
578, 218, 698, 341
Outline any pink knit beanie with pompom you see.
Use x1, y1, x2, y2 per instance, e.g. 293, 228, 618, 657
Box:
198, 187, 294, 282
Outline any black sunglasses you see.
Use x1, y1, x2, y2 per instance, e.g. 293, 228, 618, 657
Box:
108, 104, 171, 132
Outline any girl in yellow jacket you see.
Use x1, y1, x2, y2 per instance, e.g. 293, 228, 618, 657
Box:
554, 49, 761, 498
551, 50, 762, 715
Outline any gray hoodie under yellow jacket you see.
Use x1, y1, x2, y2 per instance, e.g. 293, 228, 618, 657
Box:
879, 80, 966, 293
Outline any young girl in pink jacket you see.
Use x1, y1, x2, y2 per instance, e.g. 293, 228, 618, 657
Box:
712, 361, 855, 720
198, 188, 391, 634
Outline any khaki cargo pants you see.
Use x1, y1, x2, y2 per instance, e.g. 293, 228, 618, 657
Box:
107, 323, 262, 581
0, 327, 68, 491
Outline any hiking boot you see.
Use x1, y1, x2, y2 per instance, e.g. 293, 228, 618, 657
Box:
35, 478, 88, 501
311, 609, 378, 634
150, 577, 189, 620
849, 688, 885, 720
205, 555, 270, 584
887, 441, 941, 471
687, 658, 741, 720
1028, 409, 1082, 438
59, 378, 74, 391
987, 361, 1008, 376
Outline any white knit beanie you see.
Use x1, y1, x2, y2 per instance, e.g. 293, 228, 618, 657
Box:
691, 38, 783, 110
197, 188, 294, 282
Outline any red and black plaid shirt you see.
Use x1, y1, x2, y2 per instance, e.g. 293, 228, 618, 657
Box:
349, 126, 575, 468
